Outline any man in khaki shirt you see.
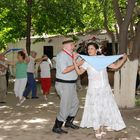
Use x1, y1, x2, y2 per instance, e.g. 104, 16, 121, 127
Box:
52, 39, 83, 134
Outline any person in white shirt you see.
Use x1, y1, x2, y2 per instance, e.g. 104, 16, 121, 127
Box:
23, 51, 43, 99
39, 55, 52, 101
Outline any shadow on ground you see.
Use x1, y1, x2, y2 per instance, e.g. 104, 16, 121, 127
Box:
0, 85, 140, 140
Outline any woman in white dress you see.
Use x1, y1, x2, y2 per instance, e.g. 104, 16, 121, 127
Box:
73, 42, 127, 139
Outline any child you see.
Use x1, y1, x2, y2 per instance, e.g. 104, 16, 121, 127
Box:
39, 55, 51, 101
14, 51, 27, 106
73, 42, 127, 139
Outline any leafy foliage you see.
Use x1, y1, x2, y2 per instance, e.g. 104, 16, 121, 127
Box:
0, 0, 140, 52
0, 0, 26, 50
32, 0, 85, 35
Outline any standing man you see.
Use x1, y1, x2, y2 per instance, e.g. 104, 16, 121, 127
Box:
0, 54, 8, 104
52, 38, 83, 134
23, 51, 39, 99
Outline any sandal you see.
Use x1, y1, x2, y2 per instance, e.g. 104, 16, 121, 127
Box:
95, 131, 102, 139
101, 126, 107, 136
101, 131, 106, 136
95, 133, 102, 139
106, 127, 113, 132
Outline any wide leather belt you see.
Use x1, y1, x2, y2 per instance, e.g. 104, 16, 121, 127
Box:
56, 78, 77, 83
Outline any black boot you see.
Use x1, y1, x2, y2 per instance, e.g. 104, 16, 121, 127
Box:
65, 116, 79, 129
52, 118, 68, 134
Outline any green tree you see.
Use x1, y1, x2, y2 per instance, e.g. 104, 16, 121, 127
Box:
32, 0, 85, 35
0, 0, 86, 53
0, 0, 26, 50
112, 0, 140, 107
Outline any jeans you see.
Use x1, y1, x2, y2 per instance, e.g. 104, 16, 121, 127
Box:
23, 73, 37, 97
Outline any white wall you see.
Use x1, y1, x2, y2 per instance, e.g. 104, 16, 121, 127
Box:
6, 33, 111, 76
7, 33, 111, 60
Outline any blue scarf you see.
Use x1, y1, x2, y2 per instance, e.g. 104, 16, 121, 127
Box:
4, 48, 23, 55
80, 54, 123, 71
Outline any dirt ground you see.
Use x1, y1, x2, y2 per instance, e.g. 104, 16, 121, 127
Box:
0, 82, 140, 140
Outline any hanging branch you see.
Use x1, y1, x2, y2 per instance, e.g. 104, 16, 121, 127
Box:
123, 0, 136, 27
112, 0, 122, 27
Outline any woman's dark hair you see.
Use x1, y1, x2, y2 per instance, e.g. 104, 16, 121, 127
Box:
87, 42, 99, 50
86, 42, 101, 55
18, 51, 26, 60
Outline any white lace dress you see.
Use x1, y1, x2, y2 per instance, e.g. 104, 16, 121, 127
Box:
80, 62, 126, 131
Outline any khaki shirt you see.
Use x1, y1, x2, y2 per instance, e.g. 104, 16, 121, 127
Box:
27, 56, 35, 73
56, 51, 78, 81
0, 61, 7, 76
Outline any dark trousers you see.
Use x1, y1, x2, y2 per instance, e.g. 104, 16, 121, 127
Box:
23, 73, 37, 97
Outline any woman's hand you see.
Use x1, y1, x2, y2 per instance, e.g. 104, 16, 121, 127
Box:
73, 59, 85, 75
22, 49, 28, 57
108, 53, 128, 70
122, 53, 127, 61
72, 53, 84, 66
42, 56, 48, 60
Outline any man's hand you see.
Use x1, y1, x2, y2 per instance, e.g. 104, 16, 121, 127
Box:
76, 60, 84, 67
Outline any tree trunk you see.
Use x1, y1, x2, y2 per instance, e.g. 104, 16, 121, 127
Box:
118, 25, 128, 54
112, 0, 138, 108
26, 0, 32, 55
111, 35, 116, 55
132, 22, 140, 58
114, 59, 138, 108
